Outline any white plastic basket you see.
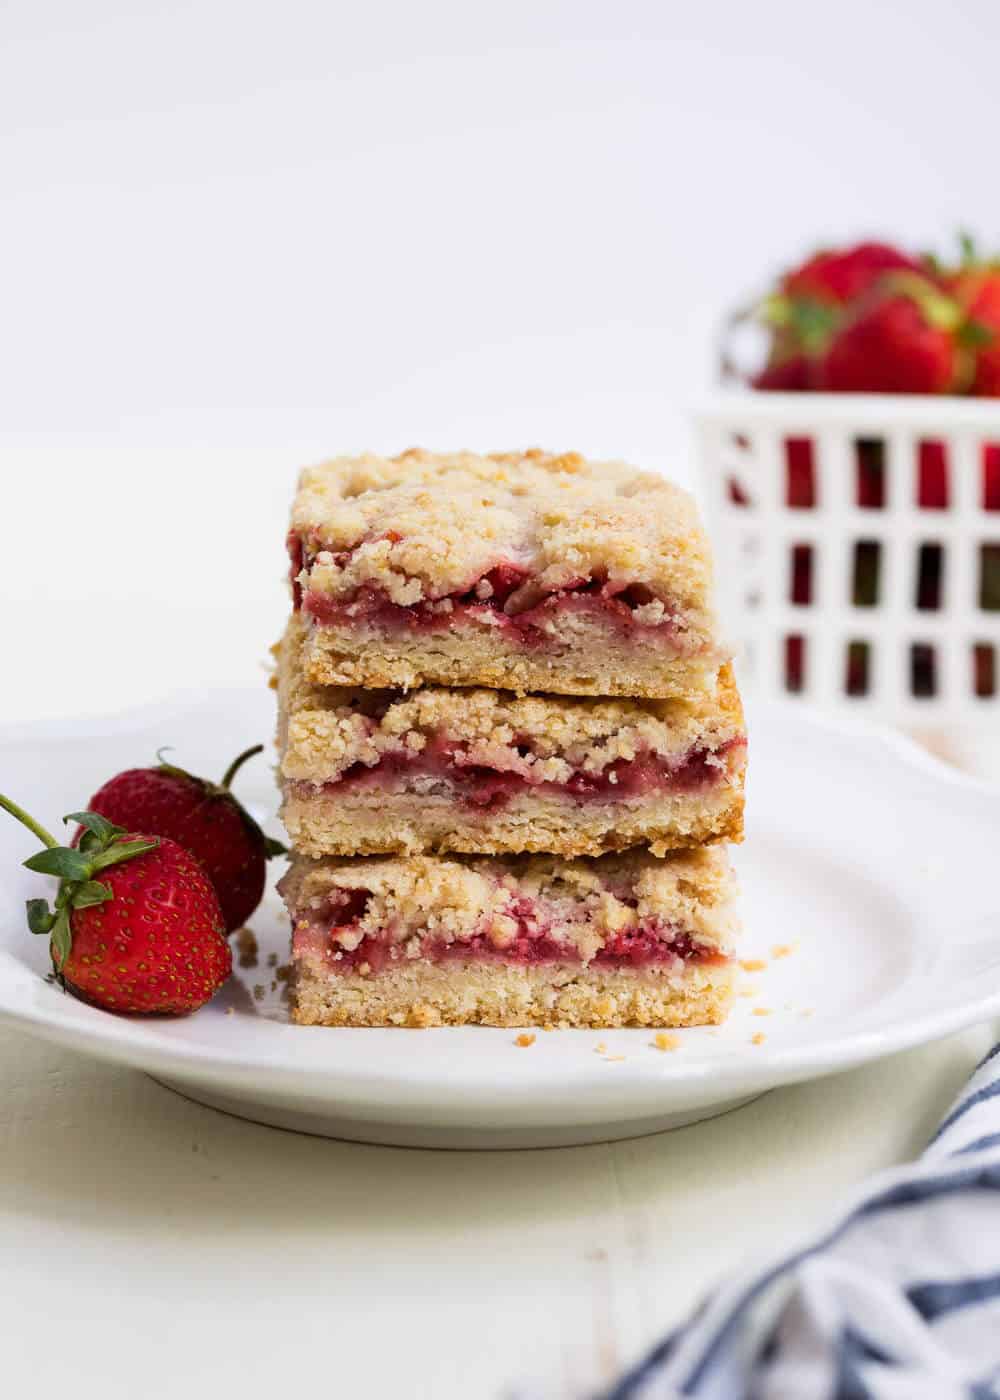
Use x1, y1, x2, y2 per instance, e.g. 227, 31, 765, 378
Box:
697, 392, 1000, 726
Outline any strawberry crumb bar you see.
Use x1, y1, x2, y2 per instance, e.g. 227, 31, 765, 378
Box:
277, 616, 746, 858
288, 449, 726, 700
279, 846, 737, 1028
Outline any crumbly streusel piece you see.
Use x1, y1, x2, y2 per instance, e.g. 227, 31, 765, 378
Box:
276, 616, 746, 857
288, 448, 726, 698
279, 847, 738, 1028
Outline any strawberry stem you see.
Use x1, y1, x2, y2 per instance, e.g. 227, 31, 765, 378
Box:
221, 744, 264, 790
0, 793, 58, 849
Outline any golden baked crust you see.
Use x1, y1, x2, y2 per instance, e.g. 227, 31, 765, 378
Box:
291, 958, 734, 1028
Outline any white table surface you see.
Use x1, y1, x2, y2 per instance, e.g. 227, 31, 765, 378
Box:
2, 1019, 994, 1399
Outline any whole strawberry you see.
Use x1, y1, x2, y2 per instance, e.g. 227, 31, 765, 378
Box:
85, 745, 284, 934
0, 797, 230, 1014
753, 241, 925, 389
816, 279, 961, 394
783, 241, 924, 307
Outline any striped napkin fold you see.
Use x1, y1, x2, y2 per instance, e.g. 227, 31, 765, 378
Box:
599, 1041, 1000, 1400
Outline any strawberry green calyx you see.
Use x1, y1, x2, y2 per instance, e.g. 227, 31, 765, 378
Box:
759, 294, 838, 352
0, 795, 158, 971
957, 319, 996, 349
880, 271, 963, 332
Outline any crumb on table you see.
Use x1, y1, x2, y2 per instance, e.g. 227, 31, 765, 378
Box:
515, 1033, 536, 1048
652, 1032, 680, 1052
751, 1031, 767, 1045
740, 957, 767, 973
738, 986, 758, 999
771, 943, 797, 959
752, 1007, 772, 1017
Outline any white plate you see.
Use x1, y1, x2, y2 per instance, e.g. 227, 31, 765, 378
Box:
1, 689, 998, 1149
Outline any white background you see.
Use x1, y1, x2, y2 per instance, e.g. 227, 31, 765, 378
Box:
2, 6, 1000, 1399
4, 0, 1000, 720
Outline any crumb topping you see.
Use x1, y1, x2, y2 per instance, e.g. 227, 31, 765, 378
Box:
279, 846, 738, 962
290, 448, 714, 613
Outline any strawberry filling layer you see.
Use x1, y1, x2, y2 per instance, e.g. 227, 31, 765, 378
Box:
292, 890, 727, 975
293, 737, 744, 811
288, 538, 694, 649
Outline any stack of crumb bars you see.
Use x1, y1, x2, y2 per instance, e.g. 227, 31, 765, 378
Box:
276, 450, 746, 1028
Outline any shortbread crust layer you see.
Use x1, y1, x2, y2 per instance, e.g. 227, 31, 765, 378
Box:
298, 614, 720, 700
281, 786, 744, 859
291, 959, 734, 1028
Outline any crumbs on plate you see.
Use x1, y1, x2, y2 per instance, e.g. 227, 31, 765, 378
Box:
235, 927, 259, 969
740, 958, 767, 973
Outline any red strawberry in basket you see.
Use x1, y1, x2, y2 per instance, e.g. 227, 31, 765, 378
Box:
0, 797, 230, 1014
816, 276, 962, 394
85, 746, 285, 934
783, 241, 924, 307
753, 241, 924, 390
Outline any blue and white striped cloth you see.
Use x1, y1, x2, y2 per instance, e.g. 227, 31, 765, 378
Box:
601, 1042, 1000, 1400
